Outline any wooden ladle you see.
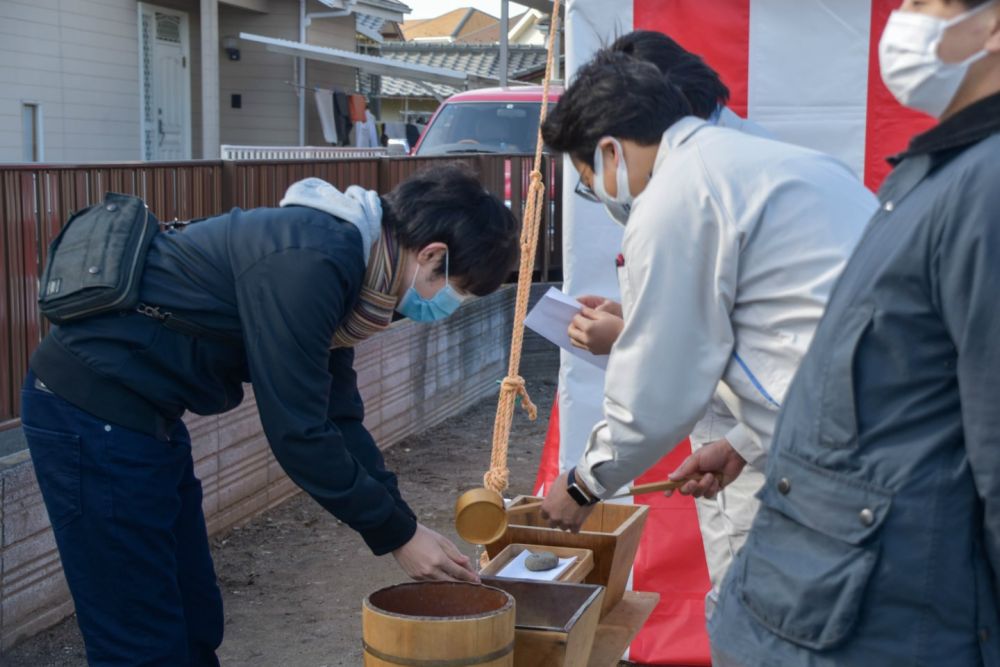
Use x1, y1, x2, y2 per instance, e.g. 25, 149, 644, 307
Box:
454, 478, 702, 545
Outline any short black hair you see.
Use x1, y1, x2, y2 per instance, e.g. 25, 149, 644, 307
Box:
541, 50, 692, 169
382, 164, 519, 296
610, 31, 730, 120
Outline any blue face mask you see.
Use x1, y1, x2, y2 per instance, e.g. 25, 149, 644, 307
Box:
395, 251, 465, 322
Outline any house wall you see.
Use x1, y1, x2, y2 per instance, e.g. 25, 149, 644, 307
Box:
218, 3, 358, 149
0, 0, 204, 163
219, 0, 298, 147
379, 97, 439, 125
304, 14, 360, 146
0, 0, 143, 162
0, 0, 360, 163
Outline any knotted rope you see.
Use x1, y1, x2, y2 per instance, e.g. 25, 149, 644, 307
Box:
483, 0, 562, 504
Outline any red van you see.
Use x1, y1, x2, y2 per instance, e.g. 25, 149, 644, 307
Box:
412, 85, 563, 210
412, 85, 564, 157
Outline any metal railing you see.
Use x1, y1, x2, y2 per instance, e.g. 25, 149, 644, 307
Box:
220, 145, 390, 161
0, 153, 562, 429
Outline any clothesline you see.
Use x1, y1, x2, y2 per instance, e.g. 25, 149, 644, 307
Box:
283, 80, 364, 96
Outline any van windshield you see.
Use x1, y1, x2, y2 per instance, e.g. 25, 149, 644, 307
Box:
415, 102, 544, 156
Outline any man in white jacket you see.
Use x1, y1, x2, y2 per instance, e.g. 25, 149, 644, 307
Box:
568, 30, 775, 590
539, 50, 879, 588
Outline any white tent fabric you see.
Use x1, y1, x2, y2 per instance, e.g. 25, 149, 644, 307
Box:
557, 0, 882, 481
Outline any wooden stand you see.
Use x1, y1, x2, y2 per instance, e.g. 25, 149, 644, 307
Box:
588, 591, 660, 667
487, 496, 648, 617
480, 498, 657, 666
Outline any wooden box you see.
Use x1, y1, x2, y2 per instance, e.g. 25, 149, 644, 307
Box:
482, 577, 605, 667
480, 544, 594, 583
486, 496, 648, 617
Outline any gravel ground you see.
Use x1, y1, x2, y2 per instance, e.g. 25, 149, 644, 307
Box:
3, 368, 640, 667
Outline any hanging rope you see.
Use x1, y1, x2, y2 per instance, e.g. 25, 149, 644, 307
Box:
483, 0, 563, 499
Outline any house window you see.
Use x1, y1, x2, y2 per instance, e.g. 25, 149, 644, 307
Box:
22, 103, 42, 162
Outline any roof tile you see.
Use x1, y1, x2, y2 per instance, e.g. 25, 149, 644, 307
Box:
377, 43, 548, 98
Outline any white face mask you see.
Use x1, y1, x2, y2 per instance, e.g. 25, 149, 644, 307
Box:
879, 1, 997, 118
592, 137, 634, 226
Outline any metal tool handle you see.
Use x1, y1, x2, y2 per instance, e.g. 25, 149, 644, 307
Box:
503, 475, 716, 517
615, 479, 687, 497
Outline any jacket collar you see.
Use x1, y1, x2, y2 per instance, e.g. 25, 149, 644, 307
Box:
891, 91, 1000, 166
654, 116, 709, 172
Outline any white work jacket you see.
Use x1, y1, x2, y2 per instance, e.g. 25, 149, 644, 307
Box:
576, 117, 878, 498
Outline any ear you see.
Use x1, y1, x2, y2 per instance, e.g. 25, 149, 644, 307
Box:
416, 242, 448, 268
596, 137, 620, 167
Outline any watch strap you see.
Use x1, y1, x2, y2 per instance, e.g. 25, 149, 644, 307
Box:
567, 467, 599, 506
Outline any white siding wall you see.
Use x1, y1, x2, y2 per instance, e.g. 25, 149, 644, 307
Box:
0, 0, 144, 162
0, 0, 358, 163
0, 0, 206, 163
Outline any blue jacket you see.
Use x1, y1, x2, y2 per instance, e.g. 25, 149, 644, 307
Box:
710, 92, 1000, 665
31, 205, 418, 555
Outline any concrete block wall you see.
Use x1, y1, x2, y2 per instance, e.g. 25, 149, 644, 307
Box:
0, 283, 559, 651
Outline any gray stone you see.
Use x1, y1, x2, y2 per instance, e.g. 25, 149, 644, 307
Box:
524, 551, 558, 572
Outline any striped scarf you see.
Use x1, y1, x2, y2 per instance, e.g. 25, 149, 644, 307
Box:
332, 229, 404, 348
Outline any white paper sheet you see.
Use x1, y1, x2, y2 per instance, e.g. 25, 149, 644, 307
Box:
524, 287, 609, 370
494, 549, 577, 581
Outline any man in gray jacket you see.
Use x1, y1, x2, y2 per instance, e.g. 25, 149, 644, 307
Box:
673, 0, 1000, 663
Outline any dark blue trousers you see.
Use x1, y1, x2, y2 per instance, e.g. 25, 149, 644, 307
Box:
21, 372, 224, 666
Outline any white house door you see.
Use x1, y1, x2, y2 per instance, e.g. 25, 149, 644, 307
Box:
139, 4, 191, 160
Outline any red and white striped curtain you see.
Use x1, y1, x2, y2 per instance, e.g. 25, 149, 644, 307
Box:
534, 1, 935, 664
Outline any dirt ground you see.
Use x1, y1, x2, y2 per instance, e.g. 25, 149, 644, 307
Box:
4, 368, 634, 667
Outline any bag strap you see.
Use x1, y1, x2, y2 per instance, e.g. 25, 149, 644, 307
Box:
136, 303, 243, 346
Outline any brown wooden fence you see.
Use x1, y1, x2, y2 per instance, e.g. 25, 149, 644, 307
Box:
0, 154, 562, 430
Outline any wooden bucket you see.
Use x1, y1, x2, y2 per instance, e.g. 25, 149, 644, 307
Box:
362, 582, 516, 666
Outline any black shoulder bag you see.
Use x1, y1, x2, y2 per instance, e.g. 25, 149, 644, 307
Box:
38, 192, 158, 324
38, 192, 240, 346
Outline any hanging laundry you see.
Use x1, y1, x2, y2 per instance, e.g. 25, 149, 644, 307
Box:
355, 109, 379, 148
348, 94, 367, 123
314, 88, 338, 144
332, 91, 352, 146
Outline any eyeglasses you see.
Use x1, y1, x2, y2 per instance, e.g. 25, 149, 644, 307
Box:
574, 178, 602, 204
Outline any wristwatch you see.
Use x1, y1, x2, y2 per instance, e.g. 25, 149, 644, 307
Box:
567, 467, 599, 506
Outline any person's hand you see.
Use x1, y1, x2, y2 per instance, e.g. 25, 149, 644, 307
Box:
392, 523, 480, 583
568, 307, 624, 355
577, 295, 623, 318
667, 438, 747, 499
540, 472, 597, 532
595, 299, 623, 318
